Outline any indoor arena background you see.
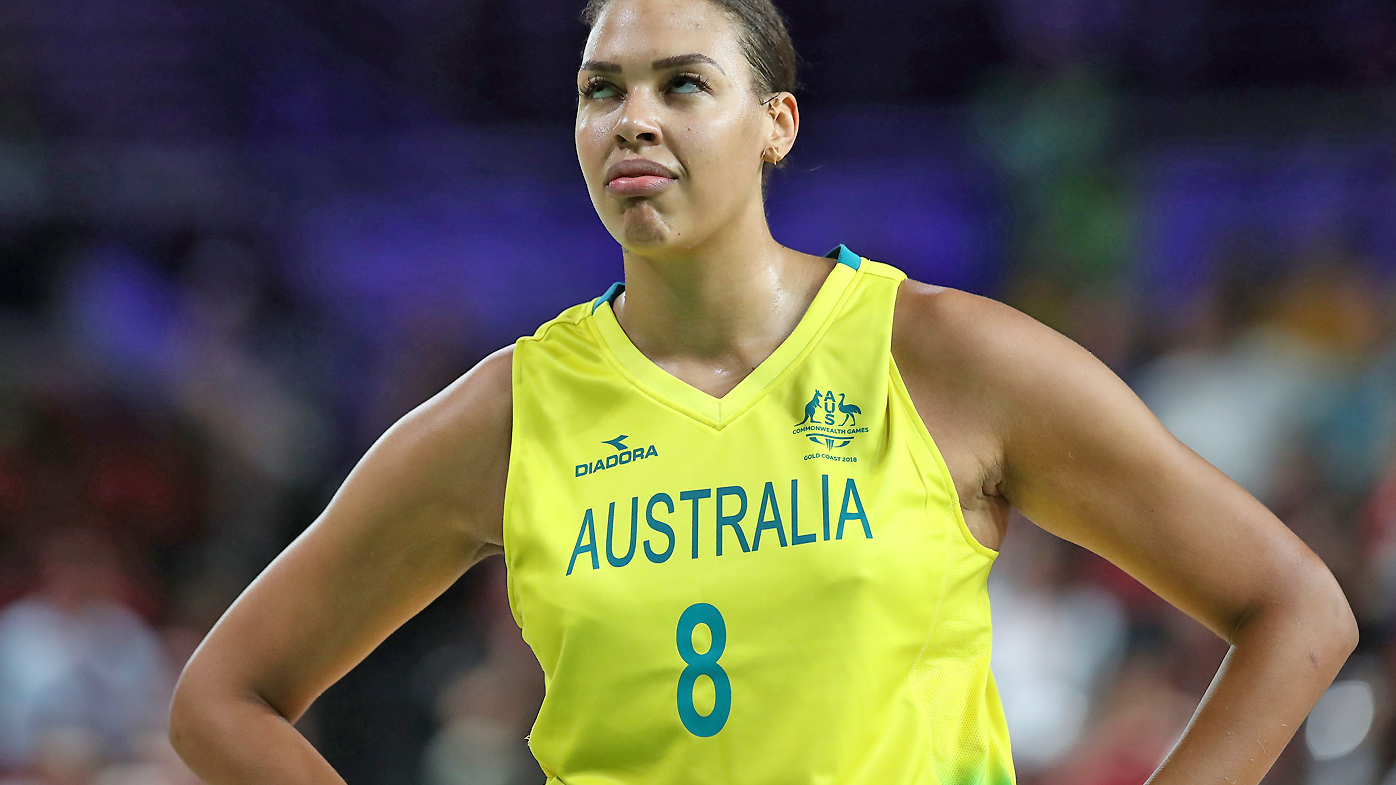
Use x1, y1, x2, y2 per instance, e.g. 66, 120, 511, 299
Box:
0, 1, 1393, 784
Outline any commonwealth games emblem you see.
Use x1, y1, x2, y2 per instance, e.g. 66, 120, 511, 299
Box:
793, 390, 866, 449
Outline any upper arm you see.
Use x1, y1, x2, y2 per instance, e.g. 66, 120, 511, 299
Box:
894, 284, 1348, 643
174, 345, 514, 723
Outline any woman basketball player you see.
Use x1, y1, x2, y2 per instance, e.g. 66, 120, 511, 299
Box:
168, 0, 1357, 782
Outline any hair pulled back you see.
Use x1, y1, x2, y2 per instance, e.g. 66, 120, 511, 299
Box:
580, 0, 799, 182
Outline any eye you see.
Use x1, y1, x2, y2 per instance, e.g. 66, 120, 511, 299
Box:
668, 73, 711, 95
579, 78, 619, 100
578, 73, 711, 100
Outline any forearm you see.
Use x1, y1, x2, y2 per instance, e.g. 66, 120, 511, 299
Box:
169, 688, 346, 785
1145, 581, 1357, 785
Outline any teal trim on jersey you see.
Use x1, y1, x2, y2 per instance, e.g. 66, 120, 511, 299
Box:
593, 281, 625, 312
825, 244, 862, 270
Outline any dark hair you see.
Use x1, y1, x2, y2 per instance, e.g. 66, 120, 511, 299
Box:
581, 0, 799, 182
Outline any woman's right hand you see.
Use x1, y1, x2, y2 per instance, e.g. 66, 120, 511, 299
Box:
168, 346, 514, 783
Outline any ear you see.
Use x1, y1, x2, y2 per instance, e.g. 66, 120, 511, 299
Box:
762, 92, 799, 164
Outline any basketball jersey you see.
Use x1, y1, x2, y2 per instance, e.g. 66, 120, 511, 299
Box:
503, 245, 1015, 785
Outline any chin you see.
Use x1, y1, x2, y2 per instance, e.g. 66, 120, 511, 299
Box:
614, 202, 677, 251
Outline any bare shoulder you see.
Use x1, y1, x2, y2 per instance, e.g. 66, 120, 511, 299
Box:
322, 343, 515, 556
891, 280, 1037, 447
891, 279, 1127, 427
892, 279, 1080, 389
891, 279, 1146, 530
413, 344, 513, 443
890, 280, 1061, 548
393, 344, 514, 548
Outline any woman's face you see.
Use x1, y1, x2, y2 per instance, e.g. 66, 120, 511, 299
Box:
576, 0, 789, 254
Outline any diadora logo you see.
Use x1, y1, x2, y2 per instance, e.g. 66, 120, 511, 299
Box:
575, 434, 659, 477
793, 389, 868, 453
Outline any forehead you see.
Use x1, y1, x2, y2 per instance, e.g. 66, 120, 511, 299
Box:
583, 0, 745, 74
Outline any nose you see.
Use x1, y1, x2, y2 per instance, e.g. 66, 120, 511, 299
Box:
612, 89, 662, 148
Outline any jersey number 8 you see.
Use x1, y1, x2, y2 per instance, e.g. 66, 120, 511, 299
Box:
675, 603, 731, 736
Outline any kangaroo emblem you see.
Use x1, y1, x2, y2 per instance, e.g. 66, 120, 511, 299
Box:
795, 391, 823, 426
837, 393, 861, 426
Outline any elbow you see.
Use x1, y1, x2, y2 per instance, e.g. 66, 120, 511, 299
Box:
1236, 557, 1359, 676
1316, 600, 1359, 685
167, 652, 302, 767
167, 715, 189, 764
167, 659, 247, 774
168, 653, 237, 763
1332, 592, 1360, 659
1315, 565, 1359, 661
1290, 561, 1359, 674
167, 665, 205, 759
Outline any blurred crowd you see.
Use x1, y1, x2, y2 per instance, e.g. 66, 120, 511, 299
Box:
0, 0, 1394, 784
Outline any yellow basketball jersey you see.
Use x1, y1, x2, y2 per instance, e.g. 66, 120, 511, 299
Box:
503, 246, 1015, 785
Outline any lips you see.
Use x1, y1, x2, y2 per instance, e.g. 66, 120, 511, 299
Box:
605, 158, 678, 197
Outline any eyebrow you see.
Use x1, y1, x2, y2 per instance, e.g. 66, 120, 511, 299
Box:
579, 53, 727, 76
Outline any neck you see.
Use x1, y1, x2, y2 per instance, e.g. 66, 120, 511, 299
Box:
612, 205, 834, 396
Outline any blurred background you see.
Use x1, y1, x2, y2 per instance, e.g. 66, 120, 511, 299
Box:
0, 0, 1393, 783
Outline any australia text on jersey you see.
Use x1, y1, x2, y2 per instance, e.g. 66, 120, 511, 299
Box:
566, 474, 871, 575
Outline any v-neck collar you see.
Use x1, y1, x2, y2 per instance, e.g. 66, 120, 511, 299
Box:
588, 245, 863, 430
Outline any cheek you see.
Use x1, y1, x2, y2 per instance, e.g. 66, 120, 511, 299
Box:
576, 116, 611, 180
678, 113, 759, 188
